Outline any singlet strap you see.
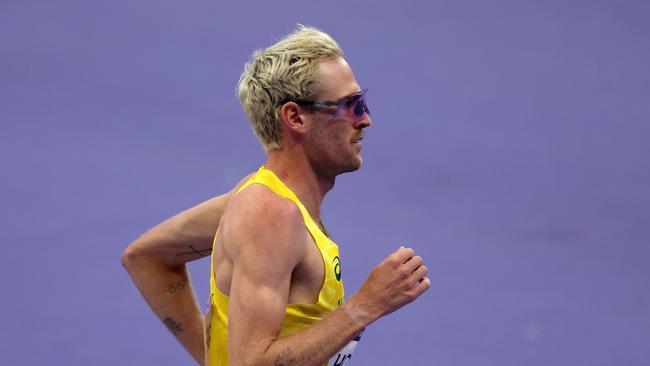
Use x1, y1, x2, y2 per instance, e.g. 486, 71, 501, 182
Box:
234, 166, 331, 249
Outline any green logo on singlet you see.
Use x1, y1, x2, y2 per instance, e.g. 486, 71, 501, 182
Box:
332, 256, 341, 281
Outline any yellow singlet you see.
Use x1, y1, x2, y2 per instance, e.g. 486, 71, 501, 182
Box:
204, 166, 351, 366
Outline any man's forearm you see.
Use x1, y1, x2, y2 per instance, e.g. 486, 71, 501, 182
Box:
122, 253, 205, 365
240, 299, 371, 366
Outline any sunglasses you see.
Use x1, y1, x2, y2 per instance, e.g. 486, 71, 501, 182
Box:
293, 89, 370, 122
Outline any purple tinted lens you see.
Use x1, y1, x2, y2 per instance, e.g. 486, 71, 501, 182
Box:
346, 94, 370, 118
353, 95, 369, 118
334, 89, 369, 120
354, 99, 366, 117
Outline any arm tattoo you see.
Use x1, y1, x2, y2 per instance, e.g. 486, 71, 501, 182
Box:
174, 245, 212, 258
163, 316, 184, 336
163, 275, 188, 294
274, 346, 297, 366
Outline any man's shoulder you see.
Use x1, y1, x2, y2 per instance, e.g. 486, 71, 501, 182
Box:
223, 183, 306, 264
225, 183, 304, 234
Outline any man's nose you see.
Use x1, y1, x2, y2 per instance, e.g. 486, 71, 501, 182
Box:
356, 117, 372, 129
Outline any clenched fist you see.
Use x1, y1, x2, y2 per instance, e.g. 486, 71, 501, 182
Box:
344, 247, 430, 326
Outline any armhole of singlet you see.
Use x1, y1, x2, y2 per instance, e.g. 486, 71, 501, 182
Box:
209, 226, 224, 299
228, 181, 329, 307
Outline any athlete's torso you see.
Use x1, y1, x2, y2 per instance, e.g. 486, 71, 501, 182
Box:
205, 166, 352, 366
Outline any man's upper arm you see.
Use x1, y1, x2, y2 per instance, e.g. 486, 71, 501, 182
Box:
223, 186, 306, 365
123, 173, 255, 267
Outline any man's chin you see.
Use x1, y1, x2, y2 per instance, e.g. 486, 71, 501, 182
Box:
338, 157, 363, 175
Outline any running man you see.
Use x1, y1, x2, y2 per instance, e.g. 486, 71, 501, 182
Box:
122, 26, 430, 366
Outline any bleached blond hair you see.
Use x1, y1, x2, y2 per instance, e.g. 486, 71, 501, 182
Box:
236, 25, 344, 151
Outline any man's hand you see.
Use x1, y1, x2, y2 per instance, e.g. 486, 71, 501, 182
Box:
344, 247, 430, 326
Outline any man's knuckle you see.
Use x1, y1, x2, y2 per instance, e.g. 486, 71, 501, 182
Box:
401, 280, 414, 291
404, 290, 417, 302
386, 256, 399, 267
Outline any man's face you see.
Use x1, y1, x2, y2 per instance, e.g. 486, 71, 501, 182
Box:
304, 57, 371, 176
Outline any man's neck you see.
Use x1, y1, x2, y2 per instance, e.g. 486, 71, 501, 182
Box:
265, 149, 335, 224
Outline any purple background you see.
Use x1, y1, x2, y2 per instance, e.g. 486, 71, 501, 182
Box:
2, 0, 649, 365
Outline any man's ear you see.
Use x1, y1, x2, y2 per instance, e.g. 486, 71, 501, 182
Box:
279, 102, 307, 132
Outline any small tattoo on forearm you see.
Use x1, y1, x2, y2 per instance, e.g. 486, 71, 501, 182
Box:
274, 346, 296, 366
163, 316, 184, 336
174, 245, 212, 258
163, 277, 188, 294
